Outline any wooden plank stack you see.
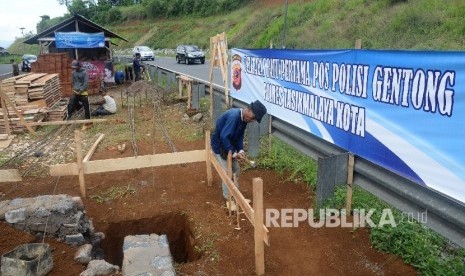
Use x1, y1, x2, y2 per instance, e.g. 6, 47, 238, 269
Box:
29, 74, 61, 107
0, 74, 31, 108
14, 73, 47, 106
47, 99, 69, 121
0, 109, 45, 134
0, 73, 63, 134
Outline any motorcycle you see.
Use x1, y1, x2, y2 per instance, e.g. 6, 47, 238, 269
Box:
21, 59, 31, 72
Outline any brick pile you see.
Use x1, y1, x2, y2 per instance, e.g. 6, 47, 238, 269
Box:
31, 53, 100, 97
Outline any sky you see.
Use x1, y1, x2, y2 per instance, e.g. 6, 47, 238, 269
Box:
0, 0, 68, 48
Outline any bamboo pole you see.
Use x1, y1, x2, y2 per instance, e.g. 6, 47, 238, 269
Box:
253, 178, 265, 275
75, 130, 86, 198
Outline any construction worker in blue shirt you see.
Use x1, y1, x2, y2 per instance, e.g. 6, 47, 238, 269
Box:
211, 100, 267, 200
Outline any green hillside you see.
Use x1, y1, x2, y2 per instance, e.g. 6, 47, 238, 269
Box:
109, 0, 465, 50
7, 0, 465, 55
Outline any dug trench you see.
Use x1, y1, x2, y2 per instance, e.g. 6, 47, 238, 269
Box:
100, 213, 200, 267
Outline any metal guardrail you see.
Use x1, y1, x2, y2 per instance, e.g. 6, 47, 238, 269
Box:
134, 62, 465, 248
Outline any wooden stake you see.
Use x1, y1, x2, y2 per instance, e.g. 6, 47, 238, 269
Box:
234, 174, 241, 229
346, 153, 354, 213
75, 130, 86, 198
253, 178, 265, 275
227, 150, 232, 217
83, 134, 105, 162
187, 80, 192, 109
209, 36, 215, 117
205, 131, 213, 186
209, 151, 269, 245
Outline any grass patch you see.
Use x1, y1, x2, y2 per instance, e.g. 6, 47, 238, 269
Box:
90, 185, 137, 204
329, 185, 465, 275
256, 135, 465, 275
257, 136, 317, 188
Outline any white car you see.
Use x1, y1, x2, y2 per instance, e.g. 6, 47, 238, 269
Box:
133, 46, 155, 61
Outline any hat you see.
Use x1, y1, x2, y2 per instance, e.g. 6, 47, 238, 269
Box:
250, 100, 267, 123
71, 60, 80, 68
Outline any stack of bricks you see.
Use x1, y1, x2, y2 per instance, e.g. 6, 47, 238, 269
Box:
31, 53, 99, 97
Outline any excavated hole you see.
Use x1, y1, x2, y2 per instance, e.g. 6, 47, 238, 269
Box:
100, 212, 200, 266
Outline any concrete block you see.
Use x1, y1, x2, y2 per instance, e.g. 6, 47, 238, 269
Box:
122, 234, 174, 276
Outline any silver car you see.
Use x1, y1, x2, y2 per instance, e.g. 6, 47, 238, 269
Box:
133, 46, 155, 61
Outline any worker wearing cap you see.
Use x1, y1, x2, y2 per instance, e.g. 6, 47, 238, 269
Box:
67, 60, 90, 120
211, 100, 267, 200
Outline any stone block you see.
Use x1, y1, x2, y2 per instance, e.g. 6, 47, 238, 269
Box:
5, 208, 26, 224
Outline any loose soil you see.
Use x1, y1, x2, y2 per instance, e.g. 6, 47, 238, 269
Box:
0, 83, 417, 275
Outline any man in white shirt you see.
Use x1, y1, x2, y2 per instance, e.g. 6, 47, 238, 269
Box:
91, 90, 117, 116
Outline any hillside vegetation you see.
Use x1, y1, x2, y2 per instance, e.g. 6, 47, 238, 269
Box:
7, 0, 465, 56
109, 0, 465, 50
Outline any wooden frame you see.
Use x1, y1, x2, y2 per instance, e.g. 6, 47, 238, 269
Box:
49, 130, 269, 273
177, 75, 193, 109
209, 32, 229, 116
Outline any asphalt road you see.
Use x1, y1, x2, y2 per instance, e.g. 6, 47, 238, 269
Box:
1, 57, 230, 87
144, 57, 229, 88
0, 64, 13, 76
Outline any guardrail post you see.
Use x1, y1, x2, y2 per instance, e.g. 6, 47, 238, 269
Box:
247, 122, 260, 158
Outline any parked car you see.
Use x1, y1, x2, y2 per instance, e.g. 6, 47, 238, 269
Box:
176, 45, 205, 65
21, 54, 37, 72
132, 46, 155, 61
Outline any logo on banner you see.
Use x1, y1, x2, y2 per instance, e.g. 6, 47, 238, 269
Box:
232, 54, 242, 91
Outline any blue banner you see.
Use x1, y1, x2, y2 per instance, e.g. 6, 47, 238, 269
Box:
55, 32, 105, 48
230, 48, 465, 204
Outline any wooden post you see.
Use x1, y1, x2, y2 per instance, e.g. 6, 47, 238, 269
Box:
234, 174, 241, 228
205, 131, 212, 186
187, 80, 192, 109
346, 153, 354, 213
227, 151, 233, 217
75, 130, 86, 198
178, 77, 183, 98
253, 177, 265, 275
209, 36, 215, 117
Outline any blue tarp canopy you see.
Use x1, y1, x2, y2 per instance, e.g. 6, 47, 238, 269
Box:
55, 32, 105, 48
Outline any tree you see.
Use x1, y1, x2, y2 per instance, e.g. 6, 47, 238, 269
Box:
36, 15, 51, 33
57, 0, 72, 7
68, 0, 89, 17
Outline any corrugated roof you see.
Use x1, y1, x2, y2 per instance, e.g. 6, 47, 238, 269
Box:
24, 14, 128, 44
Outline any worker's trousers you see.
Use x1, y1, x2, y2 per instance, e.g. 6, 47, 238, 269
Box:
214, 153, 240, 200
